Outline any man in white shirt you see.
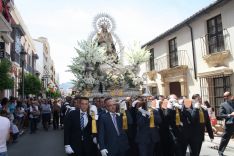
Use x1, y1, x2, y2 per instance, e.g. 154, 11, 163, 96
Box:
0, 116, 10, 156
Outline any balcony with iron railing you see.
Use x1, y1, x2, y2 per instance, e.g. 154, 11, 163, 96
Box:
200, 29, 231, 66
26, 64, 33, 73
4, 51, 10, 60
0, 51, 10, 60
11, 52, 21, 64
152, 50, 189, 73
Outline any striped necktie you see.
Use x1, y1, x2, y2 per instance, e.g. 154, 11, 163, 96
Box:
80, 112, 85, 129
112, 113, 120, 136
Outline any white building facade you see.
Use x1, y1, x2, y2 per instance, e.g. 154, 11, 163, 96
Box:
34, 37, 59, 95
0, 0, 14, 98
9, 4, 39, 98
142, 0, 234, 114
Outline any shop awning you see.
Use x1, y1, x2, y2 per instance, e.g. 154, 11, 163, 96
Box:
197, 66, 233, 78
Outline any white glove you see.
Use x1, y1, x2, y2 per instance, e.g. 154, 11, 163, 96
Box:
120, 101, 127, 111
132, 100, 139, 107
101, 149, 108, 156
178, 99, 184, 105
93, 137, 97, 144
173, 103, 182, 109
90, 105, 98, 115
65, 145, 74, 154
138, 107, 150, 117
156, 100, 161, 109
194, 102, 200, 109
70, 107, 75, 111
201, 105, 207, 110
147, 101, 152, 108
94, 114, 99, 120
146, 110, 151, 117
167, 101, 173, 109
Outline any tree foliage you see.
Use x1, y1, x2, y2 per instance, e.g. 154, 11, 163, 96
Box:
19, 73, 41, 96
46, 90, 61, 98
0, 59, 14, 91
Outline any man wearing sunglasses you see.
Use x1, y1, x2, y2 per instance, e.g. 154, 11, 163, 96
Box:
218, 91, 234, 156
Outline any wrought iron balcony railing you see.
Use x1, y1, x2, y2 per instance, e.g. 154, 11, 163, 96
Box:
26, 64, 33, 73
0, 51, 10, 60
200, 29, 231, 57
148, 50, 188, 72
4, 51, 11, 60
11, 52, 21, 64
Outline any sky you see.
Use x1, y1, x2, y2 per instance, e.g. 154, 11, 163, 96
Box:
14, 0, 216, 84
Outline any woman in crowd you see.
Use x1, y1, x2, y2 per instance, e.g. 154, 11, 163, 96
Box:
15, 100, 26, 134
52, 99, 60, 130
41, 99, 52, 131
29, 100, 40, 134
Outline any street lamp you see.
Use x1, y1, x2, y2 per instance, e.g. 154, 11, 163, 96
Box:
20, 51, 27, 101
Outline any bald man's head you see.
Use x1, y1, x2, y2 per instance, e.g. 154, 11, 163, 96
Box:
224, 91, 231, 100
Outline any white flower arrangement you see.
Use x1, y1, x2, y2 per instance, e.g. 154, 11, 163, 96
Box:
69, 40, 145, 92
125, 41, 150, 66
74, 40, 107, 65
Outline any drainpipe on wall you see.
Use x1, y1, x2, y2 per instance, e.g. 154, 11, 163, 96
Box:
187, 24, 197, 80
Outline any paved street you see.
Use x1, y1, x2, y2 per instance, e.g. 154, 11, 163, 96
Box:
199, 135, 234, 156
8, 128, 65, 156
8, 129, 234, 156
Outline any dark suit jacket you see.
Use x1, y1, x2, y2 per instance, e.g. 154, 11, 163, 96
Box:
219, 101, 234, 127
98, 112, 129, 155
187, 106, 214, 142
165, 106, 192, 140
135, 109, 162, 144
64, 109, 94, 155
98, 108, 106, 116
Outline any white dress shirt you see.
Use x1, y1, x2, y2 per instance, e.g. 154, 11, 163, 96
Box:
0, 116, 10, 153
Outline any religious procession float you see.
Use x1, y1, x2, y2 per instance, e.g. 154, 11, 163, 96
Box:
69, 13, 151, 98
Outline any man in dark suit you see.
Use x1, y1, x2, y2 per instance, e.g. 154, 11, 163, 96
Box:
98, 97, 129, 156
64, 97, 95, 156
166, 95, 192, 156
60, 96, 72, 128
218, 91, 234, 156
156, 96, 175, 156
119, 99, 136, 156
188, 94, 214, 156
135, 101, 162, 156
93, 97, 107, 119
